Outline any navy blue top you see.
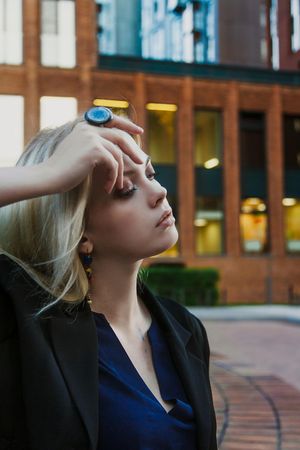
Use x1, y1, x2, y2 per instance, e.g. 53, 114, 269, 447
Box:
93, 312, 197, 450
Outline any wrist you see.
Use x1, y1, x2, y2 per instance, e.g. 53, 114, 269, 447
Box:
32, 162, 61, 196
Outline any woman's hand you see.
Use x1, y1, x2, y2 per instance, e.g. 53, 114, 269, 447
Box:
0, 116, 144, 207
44, 118, 144, 194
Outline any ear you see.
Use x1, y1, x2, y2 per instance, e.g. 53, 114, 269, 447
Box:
78, 236, 94, 254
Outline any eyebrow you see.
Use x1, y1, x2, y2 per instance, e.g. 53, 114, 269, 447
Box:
123, 156, 151, 177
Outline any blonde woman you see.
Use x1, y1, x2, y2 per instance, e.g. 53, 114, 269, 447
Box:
0, 108, 217, 450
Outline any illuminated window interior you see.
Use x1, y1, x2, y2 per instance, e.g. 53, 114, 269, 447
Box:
0, 95, 24, 167
93, 98, 129, 118
195, 110, 222, 167
195, 197, 223, 255
40, 96, 77, 129
283, 198, 300, 253
146, 103, 177, 164
147, 103, 178, 257
240, 198, 268, 253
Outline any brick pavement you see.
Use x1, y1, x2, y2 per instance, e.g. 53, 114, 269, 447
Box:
210, 355, 300, 450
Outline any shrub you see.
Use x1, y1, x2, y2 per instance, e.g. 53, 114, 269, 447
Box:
143, 265, 219, 306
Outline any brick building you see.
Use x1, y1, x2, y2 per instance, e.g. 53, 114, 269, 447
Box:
1, 0, 300, 303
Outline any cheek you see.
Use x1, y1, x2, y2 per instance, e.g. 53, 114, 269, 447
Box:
88, 203, 147, 245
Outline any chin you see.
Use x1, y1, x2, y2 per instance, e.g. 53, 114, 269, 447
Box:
144, 226, 179, 258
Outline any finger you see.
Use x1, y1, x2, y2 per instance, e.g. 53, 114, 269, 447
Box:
102, 139, 124, 189
104, 115, 144, 135
100, 152, 119, 194
95, 128, 144, 164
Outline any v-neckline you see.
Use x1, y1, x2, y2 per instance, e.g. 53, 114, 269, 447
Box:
93, 311, 177, 415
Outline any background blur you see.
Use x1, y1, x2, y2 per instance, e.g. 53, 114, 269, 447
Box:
1, 2, 300, 448
1, 0, 300, 305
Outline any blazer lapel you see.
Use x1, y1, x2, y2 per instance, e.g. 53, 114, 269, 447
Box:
141, 285, 213, 450
50, 306, 99, 450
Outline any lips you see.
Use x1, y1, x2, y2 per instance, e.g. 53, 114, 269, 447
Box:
156, 209, 173, 227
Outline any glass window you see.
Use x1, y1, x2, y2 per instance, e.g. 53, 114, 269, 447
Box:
0, 95, 24, 166
195, 110, 222, 167
283, 198, 300, 253
270, 0, 279, 69
283, 115, 300, 253
291, 0, 300, 52
240, 197, 268, 253
40, 96, 77, 129
195, 197, 224, 254
240, 112, 268, 253
93, 98, 129, 118
97, 0, 218, 63
146, 103, 178, 257
0, 0, 22, 64
97, 0, 142, 57
40, 0, 76, 68
194, 110, 224, 255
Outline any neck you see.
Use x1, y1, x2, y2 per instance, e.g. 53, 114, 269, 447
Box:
88, 257, 148, 329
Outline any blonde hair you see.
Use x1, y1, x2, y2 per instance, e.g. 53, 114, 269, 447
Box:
0, 117, 92, 314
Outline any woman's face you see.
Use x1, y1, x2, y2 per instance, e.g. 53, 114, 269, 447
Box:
85, 151, 178, 261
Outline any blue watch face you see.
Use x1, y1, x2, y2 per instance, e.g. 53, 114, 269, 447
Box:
85, 107, 112, 125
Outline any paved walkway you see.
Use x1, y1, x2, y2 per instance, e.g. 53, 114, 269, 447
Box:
191, 316, 300, 449
210, 355, 300, 450
189, 305, 300, 324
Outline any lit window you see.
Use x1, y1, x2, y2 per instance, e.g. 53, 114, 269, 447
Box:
93, 98, 129, 118
40, 0, 76, 68
146, 102, 179, 257
195, 197, 224, 255
194, 110, 224, 255
283, 198, 300, 253
240, 112, 268, 254
40, 97, 77, 129
0, 0, 23, 64
0, 95, 24, 166
195, 111, 222, 167
291, 0, 300, 52
240, 198, 268, 253
283, 115, 300, 253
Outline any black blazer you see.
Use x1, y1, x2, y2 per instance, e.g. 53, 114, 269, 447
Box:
0, 254, 217, 450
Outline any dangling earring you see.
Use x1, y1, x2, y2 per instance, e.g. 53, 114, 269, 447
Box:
81, 252, 93, 305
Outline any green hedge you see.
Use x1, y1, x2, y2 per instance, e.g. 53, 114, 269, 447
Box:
142, 265, 219, 306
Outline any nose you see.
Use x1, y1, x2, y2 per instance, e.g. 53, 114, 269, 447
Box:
150, 182, 167, 208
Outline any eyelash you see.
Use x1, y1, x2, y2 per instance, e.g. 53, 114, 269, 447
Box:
118, 171, 156, 198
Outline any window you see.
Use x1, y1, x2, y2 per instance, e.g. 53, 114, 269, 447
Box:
92, 99, 129, 118
40, 96, 77, 129
195, 197, 223, 254
146, 103, 179, 257
0, 0, 22, 64
283, 198, 300, 253
270, 0, 279, 69
194, 0, 217, 63
194, 110, 224, 255
283, 115, 300, 253
40, 0, 76, 68
97, 0, 142, 57
240, 112, 268, 253
291, 0, 300, 52
0, 95, 24, 166
240, 197, 268, 253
